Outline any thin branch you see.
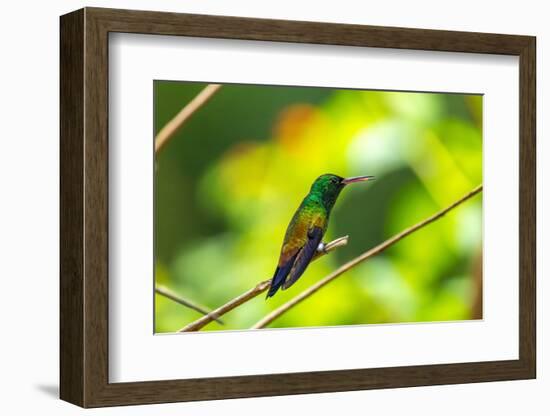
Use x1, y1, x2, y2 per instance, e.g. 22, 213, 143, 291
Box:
155, 285, 224, 324
178, 235, 349, 332
251, 184, 483, 329
155, 84, 222, 154
178, 280, 272, 332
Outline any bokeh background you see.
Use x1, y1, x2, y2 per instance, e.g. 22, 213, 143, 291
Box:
154, 81, 483, 333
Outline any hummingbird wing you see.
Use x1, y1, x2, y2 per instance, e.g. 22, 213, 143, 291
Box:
266, 203, 327, 298
281, 226, 323, 290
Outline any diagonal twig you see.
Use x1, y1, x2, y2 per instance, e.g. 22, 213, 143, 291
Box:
155, 84, 222, 154
155, 285, 224, 324
251, 184, 483, 329
178, 236, 349, 332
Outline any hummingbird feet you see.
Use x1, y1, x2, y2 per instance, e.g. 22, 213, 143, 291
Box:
315, 236, 349, 256
316, 242, 326, 254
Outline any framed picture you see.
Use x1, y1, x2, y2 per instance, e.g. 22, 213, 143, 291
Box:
60, 7, 536, 408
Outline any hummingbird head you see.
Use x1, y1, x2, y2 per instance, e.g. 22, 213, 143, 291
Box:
310, 173, 374, 210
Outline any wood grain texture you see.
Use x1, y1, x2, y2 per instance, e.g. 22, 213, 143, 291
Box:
518, 38, 536, 375
59, 7, 537, 408
83, 8, 111, 406
88, 7, 532, 55
59, 9, 84, 406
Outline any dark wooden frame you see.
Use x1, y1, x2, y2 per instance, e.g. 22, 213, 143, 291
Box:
60, 7, 536, 408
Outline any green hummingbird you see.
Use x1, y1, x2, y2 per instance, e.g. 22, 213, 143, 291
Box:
266, 173, 374, 298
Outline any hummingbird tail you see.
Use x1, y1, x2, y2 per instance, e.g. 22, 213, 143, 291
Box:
266, 267, 287, 298
266, 280, 281, 298
266, 253, 298, 299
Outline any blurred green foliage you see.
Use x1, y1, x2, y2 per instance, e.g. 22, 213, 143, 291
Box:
154, 81, 482, 333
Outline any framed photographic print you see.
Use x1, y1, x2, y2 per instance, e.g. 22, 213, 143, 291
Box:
60, 7, 536, 408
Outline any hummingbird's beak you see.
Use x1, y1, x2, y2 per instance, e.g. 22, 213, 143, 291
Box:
341, 175, 375, 185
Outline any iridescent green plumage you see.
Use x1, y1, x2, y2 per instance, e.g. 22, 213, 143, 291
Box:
266, 173, 374, 298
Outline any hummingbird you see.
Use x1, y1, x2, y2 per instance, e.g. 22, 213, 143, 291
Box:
266, 173, 374, 298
